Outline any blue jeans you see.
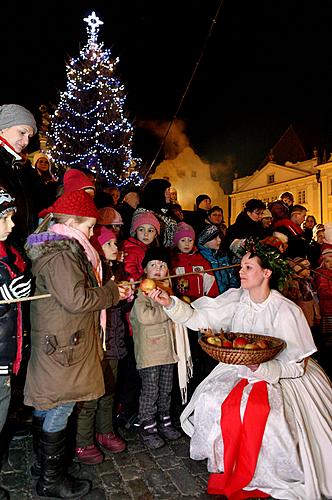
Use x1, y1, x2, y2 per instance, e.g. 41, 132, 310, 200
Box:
0, 375, 11, 432
34, 402, 75, 433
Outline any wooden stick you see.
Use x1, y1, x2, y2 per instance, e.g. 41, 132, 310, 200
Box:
122, 263, 241, 286
0, 294, 51, 305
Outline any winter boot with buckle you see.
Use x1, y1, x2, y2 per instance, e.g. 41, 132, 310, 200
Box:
96, 432, 126, 453
30, 416, 80, 479
158, 415, 181, 441
139, 419, 165, 449
36, 429, 91, 498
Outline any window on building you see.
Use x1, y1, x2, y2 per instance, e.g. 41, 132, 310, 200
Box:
191, 171, 197, 177
267, 174, 275, 184
297, 190, 306, 204
178, 170, 185, 178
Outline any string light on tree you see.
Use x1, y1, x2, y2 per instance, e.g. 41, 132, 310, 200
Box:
47, 11, 142, 186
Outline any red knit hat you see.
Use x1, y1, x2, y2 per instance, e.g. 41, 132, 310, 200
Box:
172, 222, 195, 247
91, 225, 117, 255
130, 209, 160, 236
63, 169, 95, 193
39, 190, 99, 219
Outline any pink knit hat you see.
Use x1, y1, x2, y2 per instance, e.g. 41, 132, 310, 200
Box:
130, 209, 160, 236
97, 207, 123, 225
172, 222, 195, 247
63, 169, 95, 193
91, 225, 117, 255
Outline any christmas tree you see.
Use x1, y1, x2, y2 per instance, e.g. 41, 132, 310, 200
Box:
47, 12, 142, 187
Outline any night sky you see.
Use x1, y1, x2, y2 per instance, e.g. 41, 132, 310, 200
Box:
2, 0, 332, 189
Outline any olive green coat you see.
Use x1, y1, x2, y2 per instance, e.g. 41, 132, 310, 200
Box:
24, 235, 119, 410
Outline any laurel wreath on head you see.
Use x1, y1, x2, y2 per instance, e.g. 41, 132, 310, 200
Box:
239, 237, 294, 290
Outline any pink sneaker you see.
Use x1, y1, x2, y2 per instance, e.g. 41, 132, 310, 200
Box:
96, 432, 126, 453
75, 444, 104, 465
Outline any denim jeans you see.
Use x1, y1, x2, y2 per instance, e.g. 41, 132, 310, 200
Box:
34, 402, 75, 433
0, 375, 11, 432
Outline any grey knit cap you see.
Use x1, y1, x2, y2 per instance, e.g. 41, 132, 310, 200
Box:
0, 104, 37, 134
198, 224, 220, 245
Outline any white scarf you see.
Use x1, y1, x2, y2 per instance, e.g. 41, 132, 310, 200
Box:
174, 323, 193, 404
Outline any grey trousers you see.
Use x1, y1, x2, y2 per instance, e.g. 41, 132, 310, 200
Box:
138, 364, 174, 423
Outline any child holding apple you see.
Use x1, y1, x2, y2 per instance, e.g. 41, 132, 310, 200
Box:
130, 247, 184, 449
147, 236, 332, 500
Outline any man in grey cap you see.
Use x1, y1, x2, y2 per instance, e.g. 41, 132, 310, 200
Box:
0, 104, 38, 243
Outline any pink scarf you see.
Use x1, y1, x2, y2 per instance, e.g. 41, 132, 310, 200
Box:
51, 223, 107, 347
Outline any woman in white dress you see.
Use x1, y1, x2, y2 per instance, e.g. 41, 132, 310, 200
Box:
147, 238, 332, 500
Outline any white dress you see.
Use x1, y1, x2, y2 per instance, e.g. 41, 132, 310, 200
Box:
165, 288, 332, 500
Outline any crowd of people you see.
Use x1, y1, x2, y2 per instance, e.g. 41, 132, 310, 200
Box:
0, 103, 331, 500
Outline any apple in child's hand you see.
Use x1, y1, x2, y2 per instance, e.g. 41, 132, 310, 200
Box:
139, 278, 156, 293
233, 336, 250, 348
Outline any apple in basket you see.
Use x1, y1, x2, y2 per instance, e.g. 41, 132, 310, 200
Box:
140, 278, 156, 293
222, 339, 233, 348
256, 339, 269, 349
233, 336, 250, 348
243, 342, 260, 350
206, 336, 222, 347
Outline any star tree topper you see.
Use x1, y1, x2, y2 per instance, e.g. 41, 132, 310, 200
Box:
83, 11, 104, 43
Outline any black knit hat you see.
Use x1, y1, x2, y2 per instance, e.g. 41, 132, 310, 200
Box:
198, 224, 220, 245
196, 194, 211, 208
142, 247, 170, 269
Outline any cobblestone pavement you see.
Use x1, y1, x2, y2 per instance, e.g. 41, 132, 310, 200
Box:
0, 424, 220, 500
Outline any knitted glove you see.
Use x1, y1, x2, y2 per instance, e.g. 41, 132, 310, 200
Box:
0, 275, 32, 301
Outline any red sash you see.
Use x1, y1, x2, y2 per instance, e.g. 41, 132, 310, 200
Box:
207, 378, 270, 499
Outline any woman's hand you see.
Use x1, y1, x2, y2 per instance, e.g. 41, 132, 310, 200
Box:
147, 287, 172, 307
247, 364, 260, 372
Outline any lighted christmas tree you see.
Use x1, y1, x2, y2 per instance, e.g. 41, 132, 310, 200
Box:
47, 12, 142, 186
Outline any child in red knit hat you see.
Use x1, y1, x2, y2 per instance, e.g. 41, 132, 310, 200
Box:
24, 190, 132, 498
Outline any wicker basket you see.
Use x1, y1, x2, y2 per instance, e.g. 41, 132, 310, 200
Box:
199, 332, 286, 365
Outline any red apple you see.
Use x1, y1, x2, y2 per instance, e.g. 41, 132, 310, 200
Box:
233, 336, 249, 348
140, 278, 156, 293
222, 339, 233, 348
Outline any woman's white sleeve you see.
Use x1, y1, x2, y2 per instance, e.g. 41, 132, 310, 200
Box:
237, 359, 305, 384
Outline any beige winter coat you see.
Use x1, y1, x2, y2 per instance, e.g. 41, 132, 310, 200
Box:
130, 290, 178, 369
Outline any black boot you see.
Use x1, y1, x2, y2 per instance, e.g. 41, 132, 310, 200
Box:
30, 415, 44, 479
0, 486, 9, 500
30, 417, 80, 480
158, 415, 181, 441
36, 429, 90, 499
139, 419, 165, 449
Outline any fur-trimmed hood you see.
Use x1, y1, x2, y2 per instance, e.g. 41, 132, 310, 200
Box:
26, 231, 86, 275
